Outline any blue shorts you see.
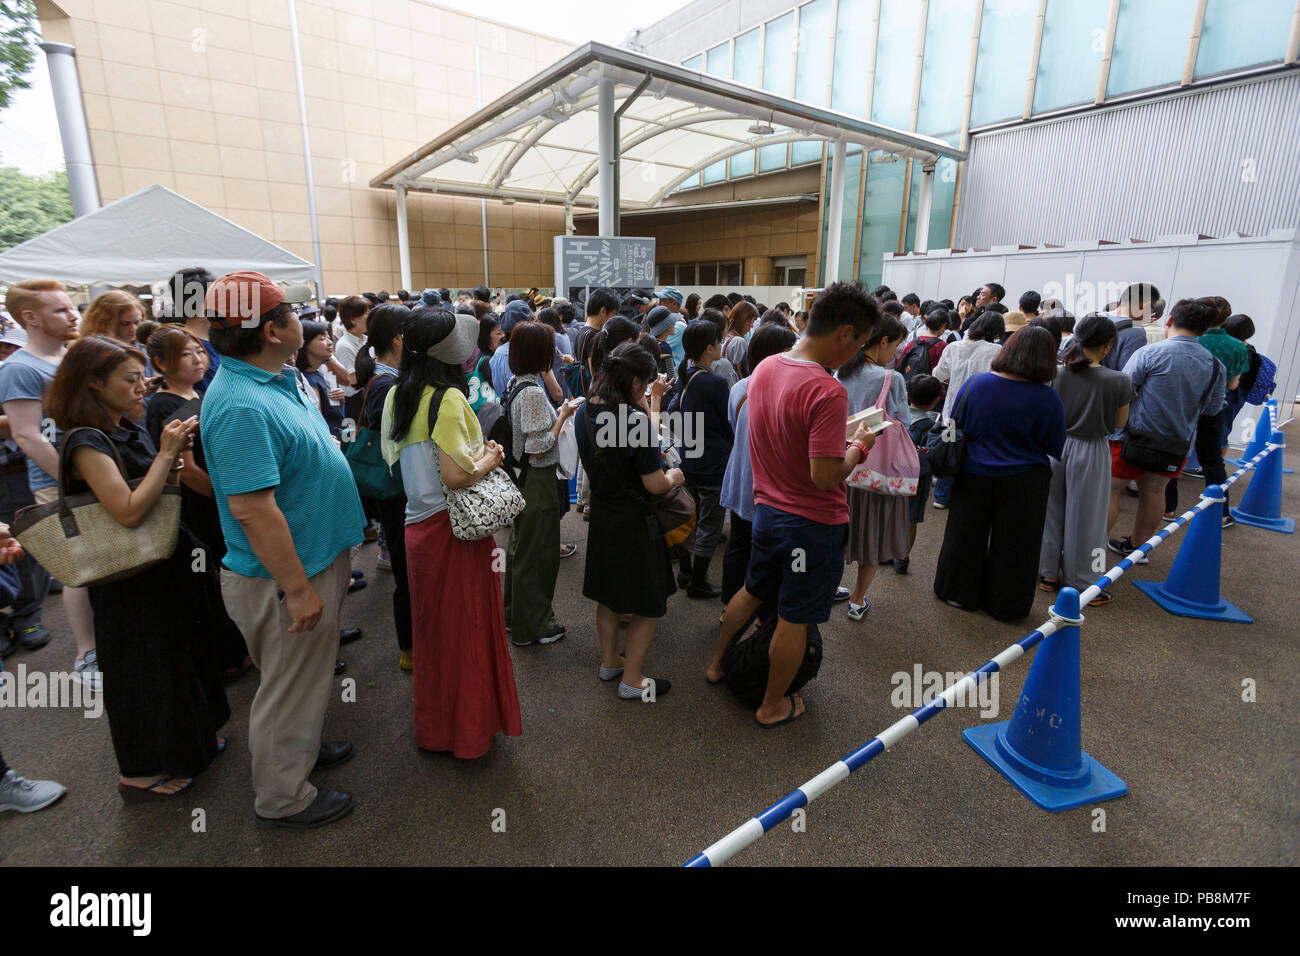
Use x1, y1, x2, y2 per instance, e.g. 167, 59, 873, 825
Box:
745, 503, 848, 624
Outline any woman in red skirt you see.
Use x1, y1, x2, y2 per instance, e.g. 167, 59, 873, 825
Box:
381, 308, 521, 758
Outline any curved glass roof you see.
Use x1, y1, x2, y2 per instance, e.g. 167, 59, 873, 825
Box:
371, 42, 966, 210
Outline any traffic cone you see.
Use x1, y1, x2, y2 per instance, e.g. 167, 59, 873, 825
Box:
963, 588, 1126, 812
1230, 431, 1294, 533
1230, 406, 1272, 468
1134, 485, 1252, 622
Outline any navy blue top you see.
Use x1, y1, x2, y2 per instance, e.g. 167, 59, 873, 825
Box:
301, 367, 344, 436
953, 372, 1066, 477
675, 363, 733, 484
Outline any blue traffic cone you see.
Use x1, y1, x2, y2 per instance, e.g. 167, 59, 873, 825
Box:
963, 588, 1127, 812
1231, 431, 1294, 533
1266, 400, 1294, 473
1230, 406, 1272, 468
1134, 485, 1252, 622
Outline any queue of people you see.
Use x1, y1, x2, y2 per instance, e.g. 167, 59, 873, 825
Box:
0, 271, 1279, 815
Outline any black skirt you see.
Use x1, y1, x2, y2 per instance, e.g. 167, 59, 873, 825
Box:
90, 526, 231, 778
582, 492, 677, 618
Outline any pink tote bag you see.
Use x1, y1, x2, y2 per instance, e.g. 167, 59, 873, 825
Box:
846, 371, 920, 496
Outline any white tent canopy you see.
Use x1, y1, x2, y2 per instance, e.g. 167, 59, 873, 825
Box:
0, 184, 315, 286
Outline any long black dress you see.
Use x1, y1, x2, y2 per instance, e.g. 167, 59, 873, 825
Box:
145, 391, 248, 672
65, 420, 230, 778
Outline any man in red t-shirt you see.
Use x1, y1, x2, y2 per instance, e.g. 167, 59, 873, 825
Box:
706, 283, 880, 728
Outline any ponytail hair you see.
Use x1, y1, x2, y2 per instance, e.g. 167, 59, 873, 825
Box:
355, 303, 412, 388
1061, 313, 1118, 373
588, 341, 657, 408
589, 315, 639, 373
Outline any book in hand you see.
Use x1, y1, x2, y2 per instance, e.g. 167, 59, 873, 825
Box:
846, 407, 890, 440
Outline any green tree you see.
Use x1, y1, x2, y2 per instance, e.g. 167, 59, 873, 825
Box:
0, 166, 73, 249
0, 1, 37, 111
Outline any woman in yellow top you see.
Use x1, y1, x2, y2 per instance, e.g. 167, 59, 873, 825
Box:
381, 310, 521, 758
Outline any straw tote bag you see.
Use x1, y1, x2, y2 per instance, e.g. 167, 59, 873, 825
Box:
846, 372, 920, 496
11, 427, 182, 587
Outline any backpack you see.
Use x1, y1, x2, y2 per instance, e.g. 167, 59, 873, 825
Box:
1244, 348, 1277, 406
722, 611, 823, 709
893, 336, 936, 380
907, 414, 939, 478
493, 379, 542, 487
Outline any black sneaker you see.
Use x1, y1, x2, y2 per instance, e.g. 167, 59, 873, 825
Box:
893, 557, 910, 575
15, 624, 51, 651
1107, 537, 1148, 565
1222, 514, 1236, 529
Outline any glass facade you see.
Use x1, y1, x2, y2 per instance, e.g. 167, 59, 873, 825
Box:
1106, 0, 1198, 96
674, 0, 1291, 285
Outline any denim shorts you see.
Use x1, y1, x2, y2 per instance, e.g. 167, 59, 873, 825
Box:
745, 503, 848, 624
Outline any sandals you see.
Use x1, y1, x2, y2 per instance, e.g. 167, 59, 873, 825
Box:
756, 695, 803, 729
1039, 578, 1061, 592
1089, 589, 1115, 606
559, 543, 578, 559
118, 776, 192, 803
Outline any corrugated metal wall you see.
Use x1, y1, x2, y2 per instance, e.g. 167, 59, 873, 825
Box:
955, 71, 1300, 247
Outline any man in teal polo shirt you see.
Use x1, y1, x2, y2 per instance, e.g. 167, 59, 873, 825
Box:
201, 271, 366, 829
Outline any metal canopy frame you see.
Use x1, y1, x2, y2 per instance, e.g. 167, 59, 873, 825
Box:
372, 41, 967, 286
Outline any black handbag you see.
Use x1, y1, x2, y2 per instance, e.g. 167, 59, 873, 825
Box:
1119, 362, 1218, 474
925, 385, 970, 478
723, 611, 822, 708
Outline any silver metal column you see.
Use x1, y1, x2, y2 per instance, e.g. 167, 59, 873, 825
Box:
395, 184, 412, 291
824, 139, 847, 283
597, 77, 616, 237
39, 42, 100, 218
914, 163, 935, 253
287, 0, 325, 304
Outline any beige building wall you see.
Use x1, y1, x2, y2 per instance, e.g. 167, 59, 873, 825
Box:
36, 0, 574, 293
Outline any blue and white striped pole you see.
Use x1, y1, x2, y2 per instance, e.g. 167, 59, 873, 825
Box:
683, 441, 1283, 867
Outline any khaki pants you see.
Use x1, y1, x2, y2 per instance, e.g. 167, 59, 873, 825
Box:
33, 486, 58, 506
221, 550, 350, 818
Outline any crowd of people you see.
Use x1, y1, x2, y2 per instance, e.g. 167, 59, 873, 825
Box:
0, 269, 1278, 821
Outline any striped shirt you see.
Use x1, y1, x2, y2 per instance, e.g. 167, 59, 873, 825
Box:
201, 355, 365, 579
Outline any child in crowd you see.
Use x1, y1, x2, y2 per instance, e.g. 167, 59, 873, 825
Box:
898, 374, 944, 575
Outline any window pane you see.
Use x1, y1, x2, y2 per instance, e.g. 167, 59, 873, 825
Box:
1107, 0, 1197, 96
831, 0, 873, 116
820, 148, 862, 283
683, 53, 703, 71
917, 0, 977, 135
871, 0, 923, 129
1195, 0, 1292, 78
658, 264, 672, 285
773, 265, 787, 286
1033, 0, 1109, 113
705, 41, 731, 77
970, 0, 1038, 126
730, 149, 756, 178
794, 0, 833, 105
789, 267, 807, 286
759, 143, 789, 171
791, 141, 823, 166
721, 262, 742, 285
734, 28, 761, 86
702, 160, 726, 185
928, 157, 959, 250
676, 264, 696, 285
856, 152, 906, 292
763, 12, 795, 95
699, 263, 718, 285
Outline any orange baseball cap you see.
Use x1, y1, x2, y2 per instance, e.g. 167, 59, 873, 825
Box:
203, 272, 313, 329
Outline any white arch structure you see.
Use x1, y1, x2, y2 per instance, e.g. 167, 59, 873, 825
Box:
370, 42, 966, 288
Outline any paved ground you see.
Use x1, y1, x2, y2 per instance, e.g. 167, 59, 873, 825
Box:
2, 428, 1297, 867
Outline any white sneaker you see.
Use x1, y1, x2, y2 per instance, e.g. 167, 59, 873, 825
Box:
847, 601, 869, 621
0, 769, 67, 813
932, 501, 947, 510
73, 649, 101, 692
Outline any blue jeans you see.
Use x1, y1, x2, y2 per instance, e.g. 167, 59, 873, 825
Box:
933, 474, 954, 506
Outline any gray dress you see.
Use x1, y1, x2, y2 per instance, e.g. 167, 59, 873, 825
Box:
1038, 364, 1135, 590
838, 364, 911, 566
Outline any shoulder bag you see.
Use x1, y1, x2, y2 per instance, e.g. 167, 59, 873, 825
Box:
428, 387, 525, 540
925, 382, 971, 479
846, 372, 920, 495
344, 375, 405, 500
12, 427, 182, 587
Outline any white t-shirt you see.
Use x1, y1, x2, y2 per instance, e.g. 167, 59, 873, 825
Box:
335, 331, 365, 397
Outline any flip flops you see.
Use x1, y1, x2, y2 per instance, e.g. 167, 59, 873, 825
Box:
1039, 578, 1061, 592
756, 695, 803, 729
118, 777, 192, 803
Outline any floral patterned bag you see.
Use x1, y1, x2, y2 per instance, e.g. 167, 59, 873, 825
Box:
846, 371, 919, 496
